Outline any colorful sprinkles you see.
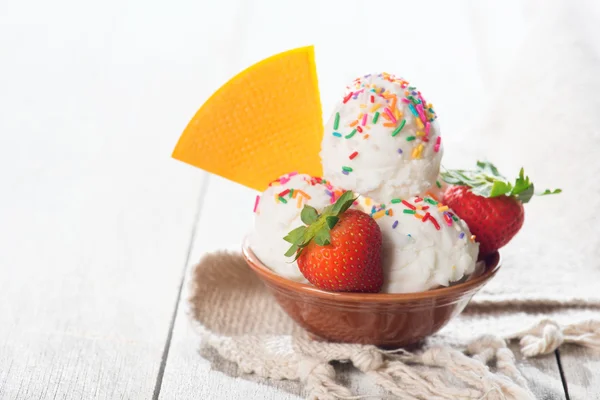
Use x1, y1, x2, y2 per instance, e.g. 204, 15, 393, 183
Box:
332, 73, 440, 174
264, 174, 343, 210
360, 194, 476, 240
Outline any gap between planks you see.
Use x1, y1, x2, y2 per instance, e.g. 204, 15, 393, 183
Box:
152, 175, 211, 400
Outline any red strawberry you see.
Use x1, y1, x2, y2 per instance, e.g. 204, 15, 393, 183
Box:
444, 186, 524, 257
442, 161, 561, 257
284, 191, 383, 292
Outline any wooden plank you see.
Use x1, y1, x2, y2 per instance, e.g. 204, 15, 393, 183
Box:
157, 176, 306, 400
0, 0, 242, 398
507, 344, 566, 400
555, 345, 600, 400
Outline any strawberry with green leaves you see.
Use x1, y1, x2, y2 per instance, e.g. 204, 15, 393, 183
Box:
284, 191, 383, 293
441, 161, 561, 257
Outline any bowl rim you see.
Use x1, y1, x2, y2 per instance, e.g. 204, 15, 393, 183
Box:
242, 236, 502, 303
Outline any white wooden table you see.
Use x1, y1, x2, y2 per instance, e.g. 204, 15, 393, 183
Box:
1, 1, 598, 399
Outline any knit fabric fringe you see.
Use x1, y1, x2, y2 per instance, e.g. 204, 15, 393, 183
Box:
197, 320, 600, 400
189, 251, 600, 400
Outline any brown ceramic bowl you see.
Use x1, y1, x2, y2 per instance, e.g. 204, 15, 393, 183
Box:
242, 238, 501, 348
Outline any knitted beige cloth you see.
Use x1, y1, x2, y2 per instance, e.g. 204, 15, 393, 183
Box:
189, 252, 599, 400
189, 3, 600, 399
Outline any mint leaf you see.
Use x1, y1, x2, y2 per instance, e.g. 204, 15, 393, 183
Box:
459, 170, 489, 187
476, 161, 504, 178
511, 168, 532, 195
440, 172, 462, 184
516, 184, 535, 203
314, 229, 331, 246
444, 162, 560, 203
326, 216, 339, 229
489, 180, 513, 197
284, 243, 299, 258
300, 205, 318, 225
283, 226, 307, 244
330, 191, 355, 215
471, 183, 492, 197
539, 188, 562, 196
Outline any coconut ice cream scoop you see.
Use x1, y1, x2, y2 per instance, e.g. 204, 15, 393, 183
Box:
250, 172, 344, 282
357, 194, 479, 293
321, 73, 443, 203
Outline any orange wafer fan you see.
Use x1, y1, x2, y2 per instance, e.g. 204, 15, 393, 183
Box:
172, 46, 324, 191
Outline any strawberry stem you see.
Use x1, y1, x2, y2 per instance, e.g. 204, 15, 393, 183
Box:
283, 191, 357, 260
441, 161, 561, 203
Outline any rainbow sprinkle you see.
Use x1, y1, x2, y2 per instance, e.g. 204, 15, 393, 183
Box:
345, 129, 357, 139
392, 220, 399, 229
408, 103, 418, 117
373, 210, 386, 219
349, 151, 358, 160
253, 195, 260, 213
429, 216, 441, 230
402, 200, 416, 210
334, 113, 340, 130
384, 107, 397, 124
443, 212, 453, 226
333, 132, 342, 137
392, 119, 406, 137
372, 112, 380, 124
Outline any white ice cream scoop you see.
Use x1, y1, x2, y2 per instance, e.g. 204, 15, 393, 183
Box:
356, 194, 479, 293
250, 172, 343, 282
321, 73, 443, 203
